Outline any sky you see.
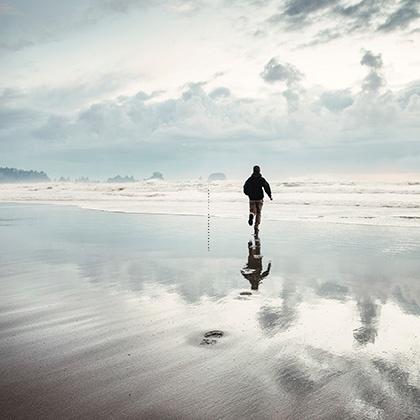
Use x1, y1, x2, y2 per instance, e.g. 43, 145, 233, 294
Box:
1, 0, 420, 179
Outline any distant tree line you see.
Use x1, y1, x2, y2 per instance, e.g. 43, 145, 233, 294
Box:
107, 172, 164, 183
0, 168, 228, 183
107, 175, 137, 183
145, 172, 164, 181
0, 167, 50, 183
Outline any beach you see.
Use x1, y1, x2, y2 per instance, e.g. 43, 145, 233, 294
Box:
1, 179, 420, 227
3, 0, 420, 416
1, 202, 420, 419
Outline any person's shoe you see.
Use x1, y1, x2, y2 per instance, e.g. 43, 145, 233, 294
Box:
248, 213, 254, 226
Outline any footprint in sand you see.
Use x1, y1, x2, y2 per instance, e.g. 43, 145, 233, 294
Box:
200, 330, 224, 345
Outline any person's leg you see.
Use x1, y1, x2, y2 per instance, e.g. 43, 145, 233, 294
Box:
249, 200, 256, 226
255, 200, 263, 228
255, 200, 263, 226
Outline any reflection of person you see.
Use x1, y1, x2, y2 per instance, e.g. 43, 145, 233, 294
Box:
241, 238, 271, 290
243, 165, 272, 235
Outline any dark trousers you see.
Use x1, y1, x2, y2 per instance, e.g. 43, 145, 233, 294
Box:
249, 200, 263, 227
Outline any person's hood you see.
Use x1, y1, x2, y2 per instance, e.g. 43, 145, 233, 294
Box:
251, 172, 262, 178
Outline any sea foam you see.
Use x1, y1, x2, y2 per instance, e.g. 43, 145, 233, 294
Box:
1, 179, 420, 227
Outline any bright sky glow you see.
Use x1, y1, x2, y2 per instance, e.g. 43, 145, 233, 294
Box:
1, 0, 419, 178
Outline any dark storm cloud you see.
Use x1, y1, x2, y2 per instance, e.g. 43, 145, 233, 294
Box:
267, 0, 420, 44
378, 0, 420, 31
334, 0, 382, 30
284, 0, 338, 19
294, 0, 385, 47
268, 0, 339, 28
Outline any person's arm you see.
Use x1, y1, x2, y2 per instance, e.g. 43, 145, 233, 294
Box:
261, 261, 272, 278
243, 179, 250, 196
263, 179, 272, 200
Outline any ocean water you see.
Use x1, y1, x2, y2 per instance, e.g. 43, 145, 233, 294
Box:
1, 203, 420, 419
1, 179, 420, 227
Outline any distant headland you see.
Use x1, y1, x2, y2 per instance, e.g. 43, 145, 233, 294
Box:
0, 167, 50, 183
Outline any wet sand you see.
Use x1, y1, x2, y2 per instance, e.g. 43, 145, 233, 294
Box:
1, 204, 420, 419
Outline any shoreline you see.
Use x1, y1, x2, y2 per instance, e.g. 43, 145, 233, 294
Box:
1, 199, 420, 229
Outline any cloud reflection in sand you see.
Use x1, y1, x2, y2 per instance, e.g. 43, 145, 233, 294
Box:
1, 204, 420, 418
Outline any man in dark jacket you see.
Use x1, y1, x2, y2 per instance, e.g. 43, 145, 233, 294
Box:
243, 165, 272, 235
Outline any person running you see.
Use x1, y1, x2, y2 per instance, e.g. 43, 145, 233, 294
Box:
243, 165, 272, 235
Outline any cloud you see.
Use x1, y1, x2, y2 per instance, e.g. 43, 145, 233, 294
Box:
298, 28, 341, 47
0, 2, 90, 53
0, 39, 34, 52
268, 0, 345, 29
0, 107, 41, 132
378, 0, 420, 31
334, 0, 383, 30
209, 87, 231, 99
319, 89, 354, 112
132, 90, 164, 101
31, 84, 275, 149
24, 66, 417, 150
1, 49, 420, 176
0, 71, 144, 115
260, 58, 303, 85
267, 0, 420, 45
396, 80, 420, 108
89, 0, 210, 19
360, 50, 383, 68
261, 58, 304, 111
93, 0, 152, 14
284, 0, 338, 20
360, 50, 385, 92
0, 87, 24, 104
362, 71, 385, 92
32, 115, 71, 141
0, 0, 159, 54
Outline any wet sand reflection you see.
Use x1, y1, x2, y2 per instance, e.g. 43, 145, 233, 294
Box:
240, 237, 271, 291
2, 205, 420, 419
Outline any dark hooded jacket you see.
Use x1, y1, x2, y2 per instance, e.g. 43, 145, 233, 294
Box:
243, 173, 272, 200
